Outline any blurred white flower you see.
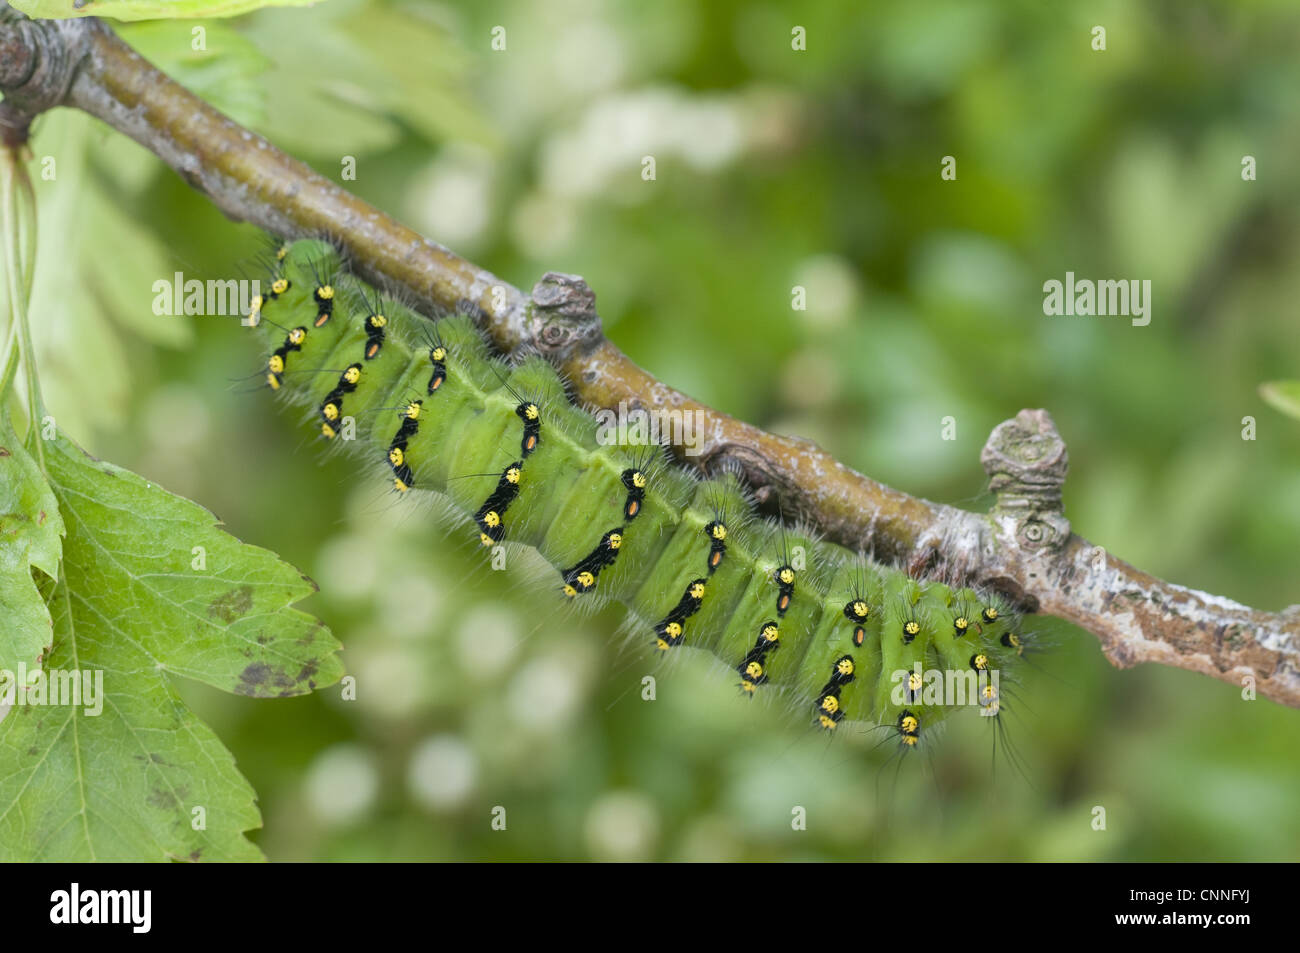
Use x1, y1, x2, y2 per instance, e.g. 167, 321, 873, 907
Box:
303, 744, 379, 827
408, 734, 478, 811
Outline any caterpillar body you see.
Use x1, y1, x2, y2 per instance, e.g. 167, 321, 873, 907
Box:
246, 240, 1026, 750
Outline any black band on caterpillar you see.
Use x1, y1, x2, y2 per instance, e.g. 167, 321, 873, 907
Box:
621, 468, 647, 521
560, 528, 624, 597
473, 462, 523, 547
703, 520, 727, 576
736, 620, 780, 693
653, 578, 707, 651
267, 326, 307, 390
774, 564, 795, 616
516, 401, 540, 457
364, 311, 387, 360
320, 363, 363, 439
386, 400, 423, 492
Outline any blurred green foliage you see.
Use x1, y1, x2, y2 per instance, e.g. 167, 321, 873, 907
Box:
24, 0, 1300, 860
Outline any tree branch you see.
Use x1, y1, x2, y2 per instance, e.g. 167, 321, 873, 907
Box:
2, 8, 1296, 707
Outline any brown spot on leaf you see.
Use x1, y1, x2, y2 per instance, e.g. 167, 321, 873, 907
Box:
238, 662, 272, 695
209, 585, 254, 624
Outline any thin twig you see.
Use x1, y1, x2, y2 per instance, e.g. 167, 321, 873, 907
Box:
0, 9, 1295, 707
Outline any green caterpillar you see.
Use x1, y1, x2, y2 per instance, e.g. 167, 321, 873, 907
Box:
246, 239, 1027, 750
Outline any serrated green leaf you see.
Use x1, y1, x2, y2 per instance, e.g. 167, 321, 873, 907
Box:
1259, 380, 1300, 420
0, 415, 64, 683
11, 0, 323, 23
0, 434, 343, 860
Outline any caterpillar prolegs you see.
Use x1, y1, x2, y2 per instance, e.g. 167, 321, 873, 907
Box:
246, 240, 1028, 750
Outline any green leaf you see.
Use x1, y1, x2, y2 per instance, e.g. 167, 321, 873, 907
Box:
0, 434, 343, 860
10, 0, 323, 22
0, 415, 64, 682
1259, 380, 1300, 420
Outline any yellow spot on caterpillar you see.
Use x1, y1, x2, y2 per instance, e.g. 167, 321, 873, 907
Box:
664, 622, 683, 639
405, 401, 422, 419
778, 567, 795, 585
343, 366, 361, 385
688, 581, 705, 600
851, 601, 869, 620
247, 295, 263, 326
818, 715, 838, 730
820, 695, 839, 714
900, 715, 919, 734
1003, 632, 1024, 656
741, 682, 757, 694
431, 346, 446, 361
901, 734, 919, 747
524, 403, 539, 420
271, 278, 289, 295
761, 623, 779, 644
317, 284, 334, 300
981, 683, 998, 701
837, 657, 855, 678
982, 606, 998, 623
972, 653, 989, 671
393, 478, 409, 493
577, 571, 595, 589
903, 620, 921, 639
268, 355, 285, 374
389, 447, 405, 467
267, 374, 281, 390
631, 471, 647, 489
288, 327, 306, 345
322, 402, 340, 422
954, 616, 969, 635
505, 466, 521, 484
608, 533, 622, 549
322, 423, 337, 439
907, 672, 922, 692
745, 661, 763, 680
275, 244, 289, 261
655, 638, 670, 652
479, 533, 495, 547
711, 523, 727, 540
369, 313, 387, 328
562, 584, 577, 598
483, 511, 501, 528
